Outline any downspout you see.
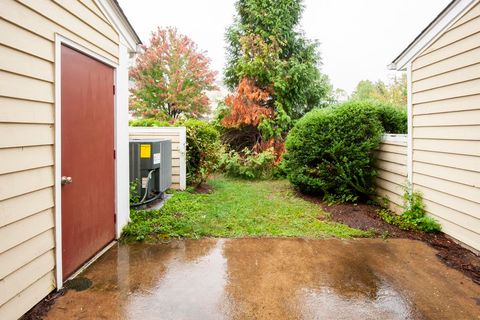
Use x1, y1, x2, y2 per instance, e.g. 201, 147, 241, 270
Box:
406, 62, 413, 186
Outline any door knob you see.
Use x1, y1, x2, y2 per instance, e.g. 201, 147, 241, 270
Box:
61, 176, 73, 185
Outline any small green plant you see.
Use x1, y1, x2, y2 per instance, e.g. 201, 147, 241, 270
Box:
377, 208, 400, 225
377, 187, 441, 233
220, 148, 276, 180
129, 179, 141, 204
402, 189, 441, 232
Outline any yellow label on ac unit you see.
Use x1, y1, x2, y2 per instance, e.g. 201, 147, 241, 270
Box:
140, 144, 151, 158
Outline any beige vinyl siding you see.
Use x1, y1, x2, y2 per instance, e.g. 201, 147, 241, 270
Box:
374, 139, 408, 214
0, 46, 54, 82
129, 128, 186, 189
412, 47, 480, 82
410, 0, 480, 251
422, 16, 480, 54
0, 0, 119, 318
0, 98, 54, 124
0, 272, 55, 320
79, 0, 111, 24
413, 94, 480, 115
0, 230, 55, 280
452, 0, 480, 28
0, 19, 55, 62
412, 32, 480, 70
413, 139, 480, 156
0, 250, 55, 307
413, 109, 480, 127
0, 188, 55, 228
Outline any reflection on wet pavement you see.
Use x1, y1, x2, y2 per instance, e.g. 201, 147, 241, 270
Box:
299, 283, 414, 320
125, 239, 230, 319
45, 238, 480, 320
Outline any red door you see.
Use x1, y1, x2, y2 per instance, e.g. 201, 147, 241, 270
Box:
61, 45, 115, 280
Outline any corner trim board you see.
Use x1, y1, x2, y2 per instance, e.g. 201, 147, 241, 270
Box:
406, 62, 414, 185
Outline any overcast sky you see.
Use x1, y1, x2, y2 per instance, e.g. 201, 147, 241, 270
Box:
118, 0, 451, 94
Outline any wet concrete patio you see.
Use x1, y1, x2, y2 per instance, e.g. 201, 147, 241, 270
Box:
45, 238, 479, 320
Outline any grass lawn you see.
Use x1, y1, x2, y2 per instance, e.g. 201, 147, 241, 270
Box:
122, 176, 370, 241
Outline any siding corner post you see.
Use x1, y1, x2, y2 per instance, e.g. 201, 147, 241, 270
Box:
406, 62, 414, 185
179, 126, 187, 190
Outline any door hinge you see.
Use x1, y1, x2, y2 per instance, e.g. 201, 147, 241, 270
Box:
113, 149, 116, 159
113, 85, 116, 95
114, 214, 117, 223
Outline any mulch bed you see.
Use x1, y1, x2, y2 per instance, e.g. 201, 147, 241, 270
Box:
20, 289, 66, 320
308, 196, 480, 285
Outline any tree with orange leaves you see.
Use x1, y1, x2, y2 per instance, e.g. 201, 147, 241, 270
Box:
222, 78, 273, 128
220, 77, 287, 158
221, 0, 332, 158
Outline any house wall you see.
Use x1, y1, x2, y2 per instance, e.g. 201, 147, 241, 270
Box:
410, 0, 480, 251
129, 127, 187, 190
374, 135, 408, 214
0, 1, 120, 319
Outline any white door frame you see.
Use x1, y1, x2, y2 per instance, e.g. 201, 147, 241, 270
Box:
54, 34, 119, 289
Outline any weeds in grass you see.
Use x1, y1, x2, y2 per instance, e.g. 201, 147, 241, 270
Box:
122, 177, 370, 242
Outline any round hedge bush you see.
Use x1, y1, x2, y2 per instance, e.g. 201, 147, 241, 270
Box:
284, 101, 384, 202
372, 102, 407, 134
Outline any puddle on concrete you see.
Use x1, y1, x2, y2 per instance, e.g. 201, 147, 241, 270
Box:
64, 277, 92, 292
45, 238, 480, 320
124, 239, 231, 319
299, 282, 415, 320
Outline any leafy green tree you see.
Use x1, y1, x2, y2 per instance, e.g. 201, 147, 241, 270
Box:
129, 28, 217, 120
224, 0, 332, 123
351, 74, 407, 107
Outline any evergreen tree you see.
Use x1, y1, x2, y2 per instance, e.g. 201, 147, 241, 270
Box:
224, 0, 332, 123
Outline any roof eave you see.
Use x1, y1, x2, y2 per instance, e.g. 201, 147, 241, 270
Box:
110, 0, 142, 46
97, 0, 142, 52
389, 0, 476, 71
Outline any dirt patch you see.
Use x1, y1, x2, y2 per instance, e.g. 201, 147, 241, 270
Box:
20, 289, 66, 320
315, 199, 480, 285
193, 183, 214, 194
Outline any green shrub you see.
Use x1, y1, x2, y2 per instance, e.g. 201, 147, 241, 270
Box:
129, 118, 170, 127
284, 101, 384, 202
180, 119, 222, 186
220, 148, 276, 180
272, 159, 288, 179
372, 102, 407, 134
